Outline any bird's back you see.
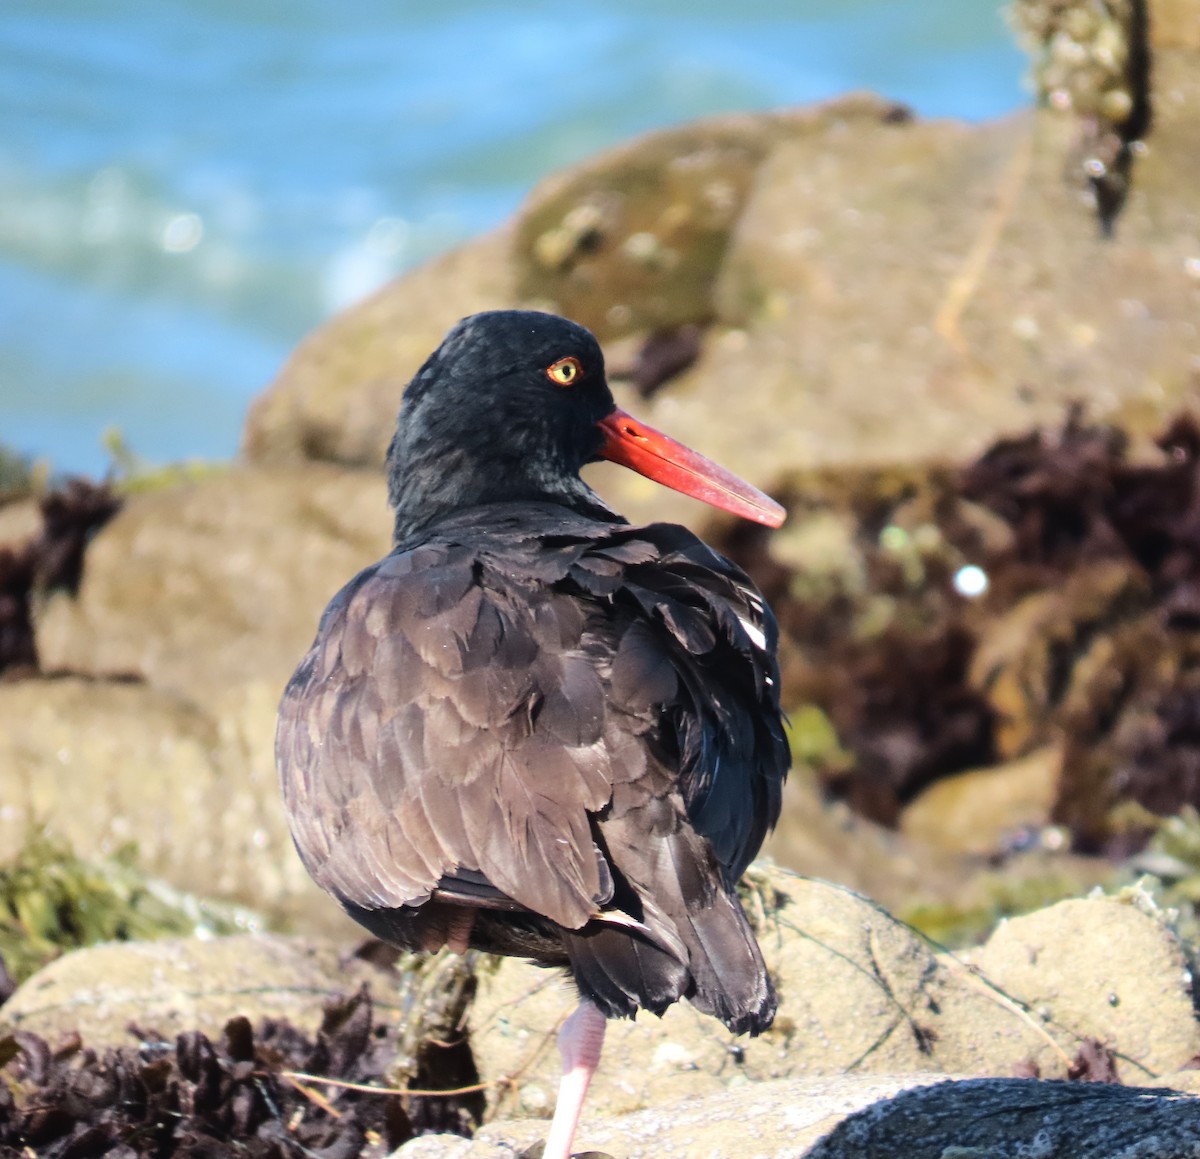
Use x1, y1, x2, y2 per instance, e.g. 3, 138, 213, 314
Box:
277, 503, 788, 1033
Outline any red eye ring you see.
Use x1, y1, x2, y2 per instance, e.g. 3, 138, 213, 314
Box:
546, 356, 583, 387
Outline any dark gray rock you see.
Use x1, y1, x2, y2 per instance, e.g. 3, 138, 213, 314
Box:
806, 1077, 1200, 1159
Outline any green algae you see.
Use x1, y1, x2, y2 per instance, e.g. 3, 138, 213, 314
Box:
0, 446, 35, 497
1130, 808, 1200, 949
901, 869, 1109, 948
102, 427, 228, 495
0, 830, 262, 988
787, 704, 854, 777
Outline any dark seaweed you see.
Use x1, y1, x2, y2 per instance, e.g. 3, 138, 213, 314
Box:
0, 988, 480, 1158
719, 408, 1200, 845
0, 479, 122, 678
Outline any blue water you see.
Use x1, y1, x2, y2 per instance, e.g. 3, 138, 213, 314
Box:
0, 1, 1025, 477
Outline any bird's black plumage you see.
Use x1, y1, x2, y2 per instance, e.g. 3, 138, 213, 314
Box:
277, 310, 789, 1035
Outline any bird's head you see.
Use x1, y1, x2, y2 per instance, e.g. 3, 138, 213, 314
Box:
387, 310, 783, 539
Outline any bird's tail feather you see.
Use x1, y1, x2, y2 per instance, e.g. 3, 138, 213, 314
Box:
560, 920, 690, 1020
564, 807, 776, 1034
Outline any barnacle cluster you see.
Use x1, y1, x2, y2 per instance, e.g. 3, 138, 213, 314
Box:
1009, 0, 1142, 126
1009, 2, 1151, 231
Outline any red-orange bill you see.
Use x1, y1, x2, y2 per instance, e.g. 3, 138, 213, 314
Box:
596, 407, 786, 529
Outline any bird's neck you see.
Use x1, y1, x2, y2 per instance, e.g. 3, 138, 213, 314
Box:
388, 445, 619, 543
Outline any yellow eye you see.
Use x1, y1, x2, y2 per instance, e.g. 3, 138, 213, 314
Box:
546, 356, 583, 387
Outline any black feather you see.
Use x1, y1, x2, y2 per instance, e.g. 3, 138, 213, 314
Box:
279, 506, 787, 1028
278, 311, 789, 1040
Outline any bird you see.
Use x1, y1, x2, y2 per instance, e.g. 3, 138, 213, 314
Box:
277, 309, 789, 1159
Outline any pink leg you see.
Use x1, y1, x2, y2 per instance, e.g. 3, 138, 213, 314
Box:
541, 1000, 606, 1159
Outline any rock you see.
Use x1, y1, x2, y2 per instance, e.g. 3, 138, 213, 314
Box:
702, 78, 1200, 483
803, 1076, 1200, 1159
0, 497, 40, 549
467, 869, 1188, 1129
1010, 0, 1151, 232
0, 466, 412, 934
512, 95, 908, 341
35, 465, 390, 713
395, 1074, 1200, 1159
243, 98, 906, 472
0, 934, 374, 1048
900, 746, 1062, 855
763, 774, 963, 912
392, 1137, 475, 1159
10, 467, 397, 930
967, 889, 1200, 1080
1155, 0, 1200, 50
466, 1074, 955, 1159
894, 849, 1114, 950
0, 677, 343, 932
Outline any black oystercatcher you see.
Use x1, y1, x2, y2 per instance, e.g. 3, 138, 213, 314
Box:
277, 310, 789, 1158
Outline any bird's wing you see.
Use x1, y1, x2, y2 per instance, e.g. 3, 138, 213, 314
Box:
589, 525, 789, 882
489, 515, 787, 884
276, 539, 649, 930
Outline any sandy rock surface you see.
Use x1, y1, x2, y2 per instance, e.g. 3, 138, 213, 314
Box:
0, 934, 376, 1047
467, 871, 1199, 1127
36, 465, 390, 712
397, 1076, 1200, 1159
967, 892, 1200, 1082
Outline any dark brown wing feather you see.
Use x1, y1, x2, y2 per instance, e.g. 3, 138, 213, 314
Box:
279, 544, 624, 928
277, 504, 788, 1030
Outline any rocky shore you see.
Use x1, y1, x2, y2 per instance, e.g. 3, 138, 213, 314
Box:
3, 1, 1200, 1154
